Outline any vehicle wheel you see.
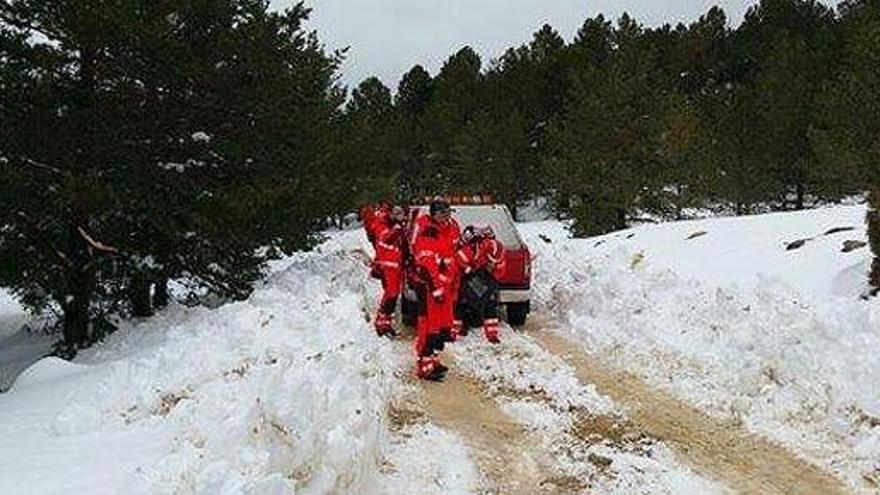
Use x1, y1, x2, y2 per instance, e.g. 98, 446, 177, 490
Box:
464, 313, 482, 329
401, 298, 417, 327
506, 302, 529, 326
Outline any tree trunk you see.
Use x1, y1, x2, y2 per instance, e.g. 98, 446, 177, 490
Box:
61, 27, 101, 352
556, 194, 571, 220
795, 182, 805, 211
615, 208, 627, 230
130, 274, 153, 317
868, 188, 880, 297
62, 224, 95, 352
153, 277, 170, 309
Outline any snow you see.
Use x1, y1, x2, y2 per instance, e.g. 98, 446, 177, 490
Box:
523, 204, 880, 492
0, 289, 28, 339
378, 422, 480, 493
0, 290, 55, 391
567, 204, 871, 300
191, 131, 212, 143
0, 238, 479, 494
10, 357, 86, 390
1, 203, 877, 493
450, 332, 727, 494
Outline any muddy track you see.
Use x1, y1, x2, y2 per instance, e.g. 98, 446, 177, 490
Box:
420, 366, 564, 494
531, 328, 849, 495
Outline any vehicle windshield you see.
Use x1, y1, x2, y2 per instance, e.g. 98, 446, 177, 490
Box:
451, 205, 522, 249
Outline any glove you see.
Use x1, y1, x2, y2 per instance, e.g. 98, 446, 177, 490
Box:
450, 320, 463, 341
484, 325, 500, 344
483, 319, 500, 344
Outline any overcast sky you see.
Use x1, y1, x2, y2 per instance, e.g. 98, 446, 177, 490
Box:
268, 1, 812, 89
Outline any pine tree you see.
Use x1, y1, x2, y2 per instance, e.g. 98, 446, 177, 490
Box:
394, 65, 434, 200
809, 0, 880, 294
734, 0, 838, 209
546, 14, 677, 235
486, 24, 568, 217
679, 7, 731, 95
451, 100, 531, 216
337, 76, 398, 206
0, 1, 341, 353
421, 47, 483, 194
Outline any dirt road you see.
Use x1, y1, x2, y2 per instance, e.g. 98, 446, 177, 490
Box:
532, 328, 848, 495
406, 322, 849, 494
422, 369, 567, 494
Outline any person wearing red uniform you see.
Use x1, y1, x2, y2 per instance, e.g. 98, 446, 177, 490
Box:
359, 204, 378, 245
372, 206, 407, 337
455, 225, 505, 343
361, 201, 393, 279
410, 199, 461, 380
360, 202, 391, 246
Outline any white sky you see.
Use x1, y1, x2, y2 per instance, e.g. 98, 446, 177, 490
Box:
270, 1, 829, 89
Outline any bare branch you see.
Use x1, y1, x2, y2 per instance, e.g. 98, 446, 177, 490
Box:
23, 158, 63, 175
77, 226, 119, 254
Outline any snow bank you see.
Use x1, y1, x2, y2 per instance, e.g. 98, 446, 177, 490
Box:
523, 205, 880, 492
0, 232, 477, 494
0, 289, 28, 339
0, 289, 55, 392
11, 357, 87, 390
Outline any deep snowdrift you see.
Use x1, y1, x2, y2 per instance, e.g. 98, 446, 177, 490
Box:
0, 238, 478, 495
2, 204, 876, 493
523, 205, 880, 492
0, 291, 54, 391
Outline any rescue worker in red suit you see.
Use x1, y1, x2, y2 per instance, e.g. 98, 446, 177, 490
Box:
372, 206, 407, 337
359, 204, 378, 245
411, 199, 461, 381
455, 225, 505, 343
360, 202, 390, 246
361, 201, 392, 279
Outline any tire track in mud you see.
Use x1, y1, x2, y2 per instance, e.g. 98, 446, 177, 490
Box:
380, 329, 560, 493
420, 368, 564, 494
352, 245, 846, 493
529, 326, 849, 495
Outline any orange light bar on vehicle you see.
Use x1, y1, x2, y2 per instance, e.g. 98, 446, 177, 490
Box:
423, 193, 495, 205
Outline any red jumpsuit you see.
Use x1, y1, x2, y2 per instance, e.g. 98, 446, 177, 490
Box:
372, 215, 404, 335
362, 203, 392, 279
456, 236, 505, 343
411, 213, 461, 377
361, 204, 390, 246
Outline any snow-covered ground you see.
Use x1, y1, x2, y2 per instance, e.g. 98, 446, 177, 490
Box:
450, 333, 726, 494
1, 203, 877, 493
0, 290, 28, 340
0, 240, 479, 495
0, 290, 54, 391
523, 204, 880, 492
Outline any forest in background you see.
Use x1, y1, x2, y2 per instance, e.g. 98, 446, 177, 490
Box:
1, 0, 878, 352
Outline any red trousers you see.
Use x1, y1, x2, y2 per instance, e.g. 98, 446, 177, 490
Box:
377, 265, 402, 315
414, 284, 455, 357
